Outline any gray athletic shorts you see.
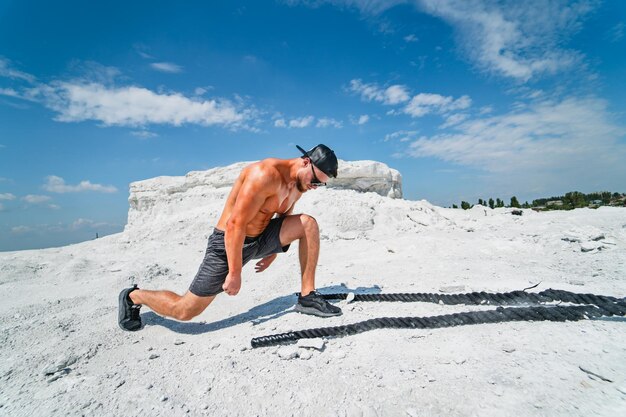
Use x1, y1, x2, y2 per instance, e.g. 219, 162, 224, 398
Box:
188, 217, 291, 297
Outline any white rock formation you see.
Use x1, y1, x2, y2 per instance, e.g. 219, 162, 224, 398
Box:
124, 160, 416, 243
330, 160, 403, 198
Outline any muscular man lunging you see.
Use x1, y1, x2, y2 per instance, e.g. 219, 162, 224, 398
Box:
118, 144, 341, 331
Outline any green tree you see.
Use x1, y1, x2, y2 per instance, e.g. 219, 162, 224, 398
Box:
461, 201, 471, 210
488, 198, 495, 209
564, 191, 586, 209
510, 196, 521, 208
496, 198, 504, 208
452, 204, 458, 209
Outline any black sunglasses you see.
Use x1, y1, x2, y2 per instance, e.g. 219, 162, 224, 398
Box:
310, 164, 326, 186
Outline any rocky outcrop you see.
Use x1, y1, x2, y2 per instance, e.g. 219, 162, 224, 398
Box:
330, 160, 402, 198
122, 160, 451, 243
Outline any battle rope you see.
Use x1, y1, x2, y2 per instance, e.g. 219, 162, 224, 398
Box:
250, 289, 625, 348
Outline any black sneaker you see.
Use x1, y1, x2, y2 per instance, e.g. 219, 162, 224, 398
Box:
118, 284, 142, 331
295, 291, 342, 317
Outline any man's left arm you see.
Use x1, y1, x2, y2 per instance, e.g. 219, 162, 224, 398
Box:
255, 200, 300, 273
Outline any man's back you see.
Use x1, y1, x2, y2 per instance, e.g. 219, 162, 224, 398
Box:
216, 158, 301, 237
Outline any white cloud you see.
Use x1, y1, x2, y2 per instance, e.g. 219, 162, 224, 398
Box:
316, 117, 343, 128
150, 62, 184, 73
0, 193, 15, 200
43, 176, 118, 193
385, 130, 419, 142
358, 115, 369, 125
289, 116, 315, 128
22, 194, 52, 204
131, 130, 158, 139
415, 0, 596, 81
11, 225, 32, 234
479, 105, 494, 115
70, 218, 94, 230
40, 82, 246, 127
0, 60, 249, 128
385, 85, 411, 105
349, 79, 410, 105
406, 96, 626, 191
404, 34, 418, 42
440, 113, 468, 128
284, 0, 406, 15
0, 58, 36, 83
608, 22, 624, 42
194, 86, 214, 96
303, 1, 596, 81
274, 118, 287, 128
404, 93, 471, 117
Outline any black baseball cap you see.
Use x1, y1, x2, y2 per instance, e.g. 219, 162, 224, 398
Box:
296, 144, 338, 178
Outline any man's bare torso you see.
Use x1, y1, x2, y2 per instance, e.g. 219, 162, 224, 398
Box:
216, 158, 302, 236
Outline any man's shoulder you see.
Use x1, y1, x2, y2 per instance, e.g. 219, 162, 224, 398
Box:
242, 160, 282, 187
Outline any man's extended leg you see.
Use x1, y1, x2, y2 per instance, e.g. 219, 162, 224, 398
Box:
130, 290, 215, 321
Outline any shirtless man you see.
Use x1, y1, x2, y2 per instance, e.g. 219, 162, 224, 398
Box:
118, 144, 342, 331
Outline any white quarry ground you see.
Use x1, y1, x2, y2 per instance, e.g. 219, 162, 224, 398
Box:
1, 160, 625, 417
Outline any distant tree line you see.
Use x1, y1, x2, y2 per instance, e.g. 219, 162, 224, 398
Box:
452, 191, 625, 210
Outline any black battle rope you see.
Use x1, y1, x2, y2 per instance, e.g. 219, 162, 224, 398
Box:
250, 289, 626, 348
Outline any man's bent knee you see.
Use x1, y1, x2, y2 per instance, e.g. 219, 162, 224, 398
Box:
300, 214, 319, 233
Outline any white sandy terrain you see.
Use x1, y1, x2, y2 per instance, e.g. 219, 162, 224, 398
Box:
1, 161, 625, 417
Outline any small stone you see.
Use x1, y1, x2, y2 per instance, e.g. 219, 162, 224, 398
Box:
299, 350, 313, 360
346, 292, 356, 303
149, 354, 159, 360
146, 384, 153, 389
580, 242, 600, 252
42, 364, 59, 376
47, 374, 63, 383
502, 345, 516, 353
332, 351, 346, 360
297, 338, 325, 351
210, 343, 220, 350
201, 404, 209, 410
147, 347, 153, 351
439, 285, 465, 293
174, 340, 185, 345
277, 347, 299, 360
160, 396, 168, 402
569, 280, 585, 286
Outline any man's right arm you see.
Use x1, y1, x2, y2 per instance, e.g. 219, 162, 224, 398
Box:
223, 167, 275, 295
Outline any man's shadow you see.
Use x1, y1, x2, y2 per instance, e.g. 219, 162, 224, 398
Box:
142, 284, 382, 335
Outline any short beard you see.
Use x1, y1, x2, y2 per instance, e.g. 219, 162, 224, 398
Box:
296, 177, 307, 192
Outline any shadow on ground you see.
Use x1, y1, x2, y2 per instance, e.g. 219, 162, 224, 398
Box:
142, 284, 382, 335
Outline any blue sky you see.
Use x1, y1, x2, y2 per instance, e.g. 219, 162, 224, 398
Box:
1, 0, 625, 251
